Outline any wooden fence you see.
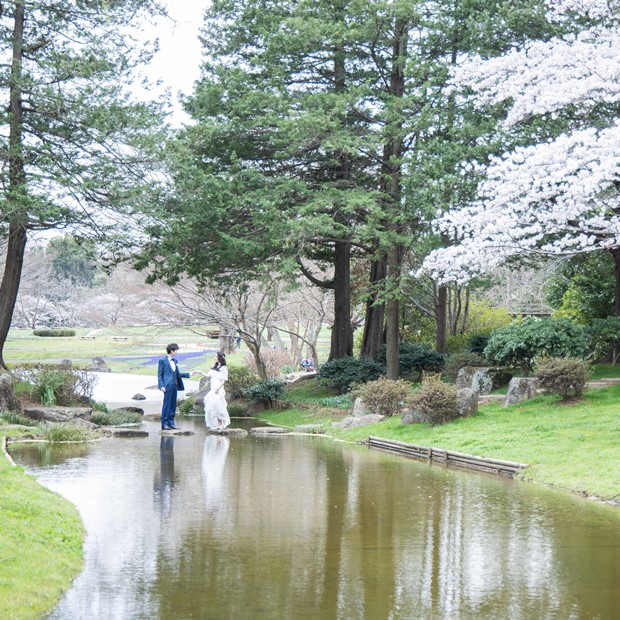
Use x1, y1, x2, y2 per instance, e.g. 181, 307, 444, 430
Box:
367, 436, 528, 478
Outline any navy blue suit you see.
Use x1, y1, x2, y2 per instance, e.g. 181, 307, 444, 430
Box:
157, 356, 189, 429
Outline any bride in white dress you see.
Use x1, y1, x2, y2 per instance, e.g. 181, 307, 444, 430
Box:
197, 352, 230, 431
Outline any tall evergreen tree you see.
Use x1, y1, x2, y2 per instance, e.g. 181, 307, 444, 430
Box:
0, 0, 167, 368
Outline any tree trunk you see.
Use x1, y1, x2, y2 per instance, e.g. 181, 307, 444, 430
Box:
360, 256, 387, 359
435, 284, 447, 353
328, 240, 353, 360
613, 248, 620, 317
0, 2, 26, 370
382, 17, 409, 380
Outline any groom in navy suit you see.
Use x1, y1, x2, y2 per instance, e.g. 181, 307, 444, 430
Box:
157, 343, 190, 430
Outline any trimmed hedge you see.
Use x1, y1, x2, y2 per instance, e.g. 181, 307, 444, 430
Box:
33, 329, 76, 337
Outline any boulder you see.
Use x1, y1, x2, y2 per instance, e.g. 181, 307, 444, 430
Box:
401, 407, 424, 425
457, 387, 478, 418
0, 372, 17, 412
332, 414, 384, 430
21, 406, 93, 424
59, 359, 73, 369
131, 393, 146, 401
110, 406, 144, 415
352, 397, 370, 417
89, 356, 110, 373
504, 377, 540, 406
456, 366, 513, 394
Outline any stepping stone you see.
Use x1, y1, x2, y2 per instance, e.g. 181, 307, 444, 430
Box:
249, 426, 289, 435
159, 429, 195, 436
206, 427, 248, 436
102, 428, 149, 438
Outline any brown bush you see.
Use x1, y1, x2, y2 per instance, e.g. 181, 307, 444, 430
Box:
407, 375, 459, 426
535, 357, 590, 400
351, 378, 411, 417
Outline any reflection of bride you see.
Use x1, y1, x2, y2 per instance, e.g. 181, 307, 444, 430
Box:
197, 352, 230, 431
202, 434, 230, 510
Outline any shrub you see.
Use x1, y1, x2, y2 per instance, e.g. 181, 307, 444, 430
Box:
351, 378, 411, 417
243, 379, 287, 408
467, 334, 489, 355
32, 329, 76, 337
228, 402, 253, 417
484, 317, 588, 374
535, 357, 590, 400
0, 411, 40, 427
178, 398, 197, 414
44, 424, 98, 443
91, 410, 143, 426
407, 375, 459, 426
442, 351, 487, 383
227, 365, 259, 399
316, 395, 354, 410
375, 342, 444, 374
12, 364, 97, 406
318, 356, 385, 394
587, 317, 620, 364
244, 349, 291, 379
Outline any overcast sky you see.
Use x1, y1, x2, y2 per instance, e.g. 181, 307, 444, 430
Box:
144, 1, 211, 125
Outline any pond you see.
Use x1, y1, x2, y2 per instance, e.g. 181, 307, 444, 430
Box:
10, 416, 620, 619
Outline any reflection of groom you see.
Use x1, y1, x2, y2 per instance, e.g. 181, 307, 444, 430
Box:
157, 343, 190, 430
154, 435, 176, 517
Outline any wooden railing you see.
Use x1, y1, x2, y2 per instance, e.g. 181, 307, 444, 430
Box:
367, 436, 528, 478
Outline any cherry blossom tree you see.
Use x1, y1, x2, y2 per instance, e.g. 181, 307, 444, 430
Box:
422, 0, 620, 313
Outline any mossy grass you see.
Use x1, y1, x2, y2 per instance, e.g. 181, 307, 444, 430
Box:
44, 424, 99, 443
257, 382, 620, 502
0, 428, 84, 620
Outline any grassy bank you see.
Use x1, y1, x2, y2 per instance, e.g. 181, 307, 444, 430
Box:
0, 429, 84, 620
257, 381, 620, 503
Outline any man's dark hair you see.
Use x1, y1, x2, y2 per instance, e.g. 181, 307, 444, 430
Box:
166, 343, 179, 354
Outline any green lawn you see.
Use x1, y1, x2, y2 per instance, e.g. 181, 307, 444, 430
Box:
0, 431, 84, 620
258, 381, 620, 502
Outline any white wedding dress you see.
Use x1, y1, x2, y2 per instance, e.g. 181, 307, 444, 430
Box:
203, 366, 230, 430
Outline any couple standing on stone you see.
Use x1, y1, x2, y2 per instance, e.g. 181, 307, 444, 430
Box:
157, 344, 230, 431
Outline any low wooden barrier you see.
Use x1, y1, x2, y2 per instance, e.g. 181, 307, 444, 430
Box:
367, 436, 528, 478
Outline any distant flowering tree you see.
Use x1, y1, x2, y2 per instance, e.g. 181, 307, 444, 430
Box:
422, 0, 620, 313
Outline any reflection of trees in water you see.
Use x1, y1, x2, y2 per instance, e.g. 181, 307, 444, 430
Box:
38, 431, 618, 619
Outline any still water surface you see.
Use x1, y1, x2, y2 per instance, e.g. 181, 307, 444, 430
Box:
10, 417, 620, 619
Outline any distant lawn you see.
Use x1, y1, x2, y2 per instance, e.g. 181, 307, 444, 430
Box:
258, 380, 620, 502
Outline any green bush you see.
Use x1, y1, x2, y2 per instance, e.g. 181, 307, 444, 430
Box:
467, 334, 489, 355
32, 329, 76, 337
0, 411, 40, 427
407, 375, 459, 426
351, 378, 411, 417
316, 395, 354, 409
318, 356, 385, 394
243, 379, 286, 408
227, 402, 253, 417
178, 398, 197, 414
12, 365, 96, 406
484, 317, 588, 374
535, 357, 590, 400
442, 351, 487, 383
91, 410, 143, 426
587, 317, 620, 364
227, 365, 259, 399
44, 424, 98, 443
375, 342, 444, 374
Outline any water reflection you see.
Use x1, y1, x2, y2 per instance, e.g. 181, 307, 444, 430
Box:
154, 436, 178, 518
202, 434, 230, 511
9, 419, 620, 620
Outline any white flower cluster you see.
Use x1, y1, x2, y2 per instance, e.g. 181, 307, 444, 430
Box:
421, 0, 620, 283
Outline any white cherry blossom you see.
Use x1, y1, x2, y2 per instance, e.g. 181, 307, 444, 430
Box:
422, 0, 620, 283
